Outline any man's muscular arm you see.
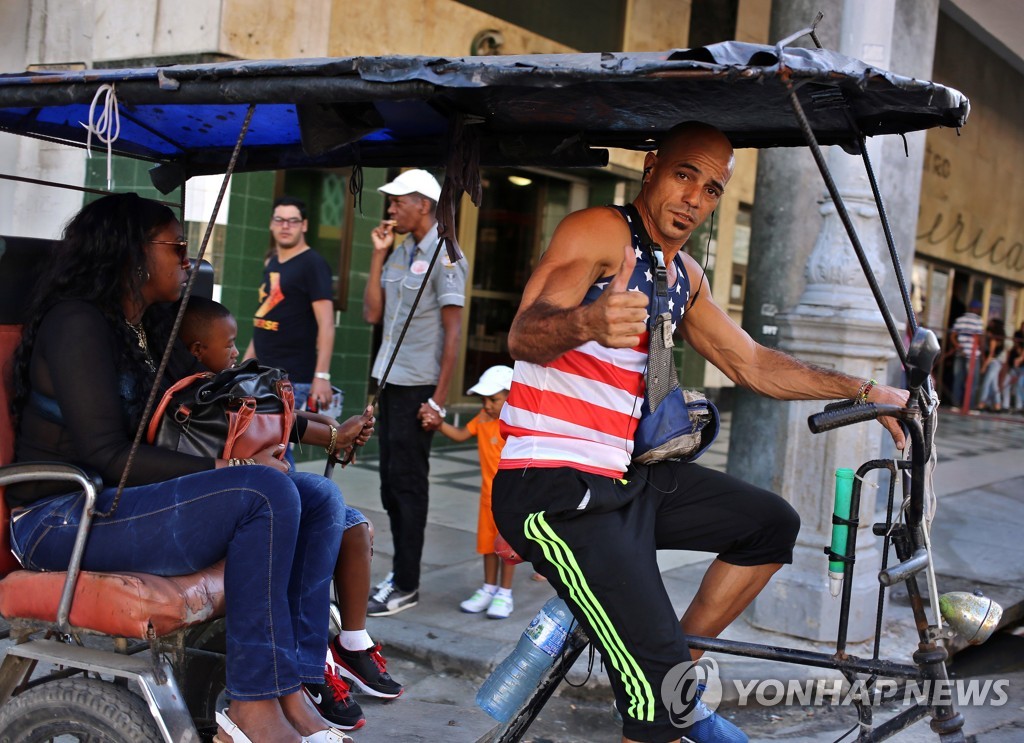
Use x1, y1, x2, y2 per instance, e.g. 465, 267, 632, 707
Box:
676, 251, 909, 448
507, 208, 648, 364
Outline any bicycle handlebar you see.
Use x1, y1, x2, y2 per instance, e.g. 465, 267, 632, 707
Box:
807, 402, 908, 434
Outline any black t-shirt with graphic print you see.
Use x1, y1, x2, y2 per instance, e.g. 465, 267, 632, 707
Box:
252, 249, 333, 383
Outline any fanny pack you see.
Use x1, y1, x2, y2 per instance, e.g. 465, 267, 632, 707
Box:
615, 204, 720, 465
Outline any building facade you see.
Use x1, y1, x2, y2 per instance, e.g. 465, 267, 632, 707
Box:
0, 0, 1019, 430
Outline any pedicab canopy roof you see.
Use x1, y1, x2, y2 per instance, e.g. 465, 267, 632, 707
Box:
0, 41, 968, 192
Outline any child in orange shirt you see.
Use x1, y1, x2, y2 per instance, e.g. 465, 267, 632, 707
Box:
429, 365, 516, 619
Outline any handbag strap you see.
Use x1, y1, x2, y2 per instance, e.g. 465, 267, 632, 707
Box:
145, 371, 214, 444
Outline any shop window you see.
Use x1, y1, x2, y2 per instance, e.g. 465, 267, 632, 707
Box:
458, 1, 626, 52
688, 0, 739, 47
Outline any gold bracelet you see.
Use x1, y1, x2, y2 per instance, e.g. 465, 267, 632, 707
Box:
856, 378, 876, 404
326, 425, 338, 457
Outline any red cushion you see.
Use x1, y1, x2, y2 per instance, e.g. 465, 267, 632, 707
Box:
0, 560, 226, 637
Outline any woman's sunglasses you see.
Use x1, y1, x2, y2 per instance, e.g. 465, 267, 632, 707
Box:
149, 239, 189, 263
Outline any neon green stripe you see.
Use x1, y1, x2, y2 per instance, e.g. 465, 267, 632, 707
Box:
525, 513, 653, 721
524, 512, 655, 721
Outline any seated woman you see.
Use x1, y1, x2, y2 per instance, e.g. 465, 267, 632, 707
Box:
7, 193, 368, 743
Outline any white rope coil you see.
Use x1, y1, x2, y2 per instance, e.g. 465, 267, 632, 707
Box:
81, 83, 121, 190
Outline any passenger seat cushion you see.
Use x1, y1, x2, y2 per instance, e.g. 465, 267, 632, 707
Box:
0, 559, 226, 637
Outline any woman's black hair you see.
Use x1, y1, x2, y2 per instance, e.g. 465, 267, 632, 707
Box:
13, 192, 178, 426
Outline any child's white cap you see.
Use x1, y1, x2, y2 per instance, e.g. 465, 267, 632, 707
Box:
467, 365, 514, 396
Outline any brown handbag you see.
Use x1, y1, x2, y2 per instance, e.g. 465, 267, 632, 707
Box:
146, 360, 295, 460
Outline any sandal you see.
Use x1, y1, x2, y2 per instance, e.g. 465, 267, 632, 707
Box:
305, 730, 355, 743
214, 709, 255, 743
215, 708, 354, 743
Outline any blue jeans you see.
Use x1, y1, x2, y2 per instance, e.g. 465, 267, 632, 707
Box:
952, 355, 979, 407
10, 467, 344, 701
978, 358, 1004, 408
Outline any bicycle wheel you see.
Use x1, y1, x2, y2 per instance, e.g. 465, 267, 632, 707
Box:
489, 625, 590, 743
0, 677, 161, 742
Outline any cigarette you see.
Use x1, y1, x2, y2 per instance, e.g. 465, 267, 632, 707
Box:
384, 220, 397, 227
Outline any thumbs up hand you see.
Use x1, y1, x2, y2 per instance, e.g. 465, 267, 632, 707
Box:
583, 243, 649, 349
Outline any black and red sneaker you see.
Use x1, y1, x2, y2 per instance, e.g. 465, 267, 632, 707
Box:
331, 637, 404, 699
303, 663, 366, 731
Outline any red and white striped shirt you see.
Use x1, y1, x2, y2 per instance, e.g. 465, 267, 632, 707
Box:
500, 247, 689, 478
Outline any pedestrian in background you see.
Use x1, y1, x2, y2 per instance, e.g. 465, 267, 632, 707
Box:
244, 195, 337, 466
949, 299, 984, 408
425, 365, 517, 619
977, 317, 1007, 412
363, 170, 468, 617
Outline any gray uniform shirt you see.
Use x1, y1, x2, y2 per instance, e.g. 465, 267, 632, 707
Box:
371, 224, 468, 386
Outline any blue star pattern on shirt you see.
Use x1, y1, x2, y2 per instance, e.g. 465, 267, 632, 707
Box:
580, 243, 690, 328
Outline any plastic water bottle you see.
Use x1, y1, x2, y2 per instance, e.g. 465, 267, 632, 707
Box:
476, 596, 574, 721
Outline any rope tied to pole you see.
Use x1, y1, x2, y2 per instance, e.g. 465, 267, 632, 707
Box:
82, 84, 121, 190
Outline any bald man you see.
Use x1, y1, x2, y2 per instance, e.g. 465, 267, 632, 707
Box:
492, 122, 909, 743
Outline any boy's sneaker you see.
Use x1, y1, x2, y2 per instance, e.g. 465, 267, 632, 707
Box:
303, 665, 365, 731
367, 581, 418, 617
331, 637, 404, 699
460, 589, 496, 614
486, 595, 514, 619
369, 571, 393, 600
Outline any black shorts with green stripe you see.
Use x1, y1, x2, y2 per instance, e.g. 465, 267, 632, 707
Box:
492, 462, 799, 742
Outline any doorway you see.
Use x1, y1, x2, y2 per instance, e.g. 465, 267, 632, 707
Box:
462, 168, 580, 392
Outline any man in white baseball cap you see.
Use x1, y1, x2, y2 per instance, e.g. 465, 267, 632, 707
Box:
363, 169, 469, 617
377, 168, 442, 202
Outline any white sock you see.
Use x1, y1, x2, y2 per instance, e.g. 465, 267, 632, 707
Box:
482, 583, 498, 595
495, 587, 512, 599
339, 629, 374, 652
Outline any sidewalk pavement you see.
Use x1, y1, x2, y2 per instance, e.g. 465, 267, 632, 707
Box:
305, 409, 1024, 741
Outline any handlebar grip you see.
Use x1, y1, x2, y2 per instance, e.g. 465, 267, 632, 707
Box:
823, 398, 858, 413
808, 403, 881, 434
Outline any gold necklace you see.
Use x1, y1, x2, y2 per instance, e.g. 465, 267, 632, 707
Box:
125, 319, 156, 372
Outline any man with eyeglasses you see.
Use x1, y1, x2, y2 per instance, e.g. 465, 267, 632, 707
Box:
363, 169, 468, 617
244, 196, 336, 422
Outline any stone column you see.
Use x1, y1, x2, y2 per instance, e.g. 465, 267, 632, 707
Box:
5, 0, 94, 239
745, 0, 905, 642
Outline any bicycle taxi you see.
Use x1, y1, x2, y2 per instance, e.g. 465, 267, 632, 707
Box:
0, 17, 997, 742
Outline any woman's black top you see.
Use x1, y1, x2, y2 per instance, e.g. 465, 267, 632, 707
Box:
8, 300, 214, 506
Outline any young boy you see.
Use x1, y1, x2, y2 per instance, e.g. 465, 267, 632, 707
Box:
180, 296, 402, 731
425, 365, 516, 619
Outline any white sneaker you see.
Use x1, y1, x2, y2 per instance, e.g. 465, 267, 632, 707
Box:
486, 595, 514, 619
460, 589, 495, 614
